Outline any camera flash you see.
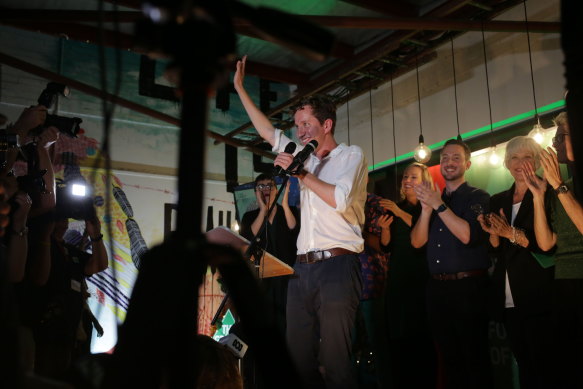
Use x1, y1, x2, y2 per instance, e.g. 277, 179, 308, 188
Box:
71, 183, 87, 197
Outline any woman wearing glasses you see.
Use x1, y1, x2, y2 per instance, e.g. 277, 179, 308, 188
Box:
478, 136, 554, 389
521, 112, 583, 388
240, 173, 299, 334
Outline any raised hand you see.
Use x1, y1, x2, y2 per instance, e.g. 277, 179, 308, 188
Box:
540, 147, 562, 189
378, 214, 393, 230
414, 181, 442, 210
486, 209, 512, 239
521, 160, 547, 199
13, 105, 47, 137
283, 180, 291, 205
255, 186, 267, 212
233, 55, 247, 93
379, 199, 402, 217
37, 126, 59, 148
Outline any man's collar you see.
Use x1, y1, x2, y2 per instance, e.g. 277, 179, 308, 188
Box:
443, 181, 468, 196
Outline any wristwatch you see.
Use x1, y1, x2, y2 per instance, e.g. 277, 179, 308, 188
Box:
436, 203, 448, 213
554, 183, 569, 195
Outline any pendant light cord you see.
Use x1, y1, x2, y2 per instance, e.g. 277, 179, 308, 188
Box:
346, 95, 351, 145
415, 56, 424, 137
369, 87, 375, 168
481, 25, 495, 142
450, 36, 461, 139
391, 76, 398, 199
523, 0, 538, 118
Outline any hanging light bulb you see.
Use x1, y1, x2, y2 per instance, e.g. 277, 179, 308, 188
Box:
412, 56, 431, 164
488, 146, 501, 167
528, 116, 545, 144
414, 134, 432, 163
523, 1, 545, 146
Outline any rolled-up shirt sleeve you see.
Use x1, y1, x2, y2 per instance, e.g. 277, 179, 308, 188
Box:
272, 129, 293, 153
334, 146, 367, 213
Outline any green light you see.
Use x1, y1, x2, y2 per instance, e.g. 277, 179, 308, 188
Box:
368, 100, 565, 171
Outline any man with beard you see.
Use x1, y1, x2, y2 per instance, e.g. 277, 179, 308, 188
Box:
522, 111, 583, 388
411, 139, 492, 389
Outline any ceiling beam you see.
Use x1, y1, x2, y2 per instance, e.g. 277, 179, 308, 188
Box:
340, 0, 418, 18
275, 16, 560, 33
3, 10, 558, 34
219, 0, 479, 141
0, 51, 275, 159
0, 19, 310, 85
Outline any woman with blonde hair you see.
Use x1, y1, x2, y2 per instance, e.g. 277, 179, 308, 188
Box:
380, 162, 437, 388
478, 135, 554, 389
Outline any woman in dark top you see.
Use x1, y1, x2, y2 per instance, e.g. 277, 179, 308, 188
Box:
381, 162, 437, 388
477, 136, 554, 389
239, 174, 299, 334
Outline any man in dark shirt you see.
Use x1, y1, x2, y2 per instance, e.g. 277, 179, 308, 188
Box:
411, 139, 492, 389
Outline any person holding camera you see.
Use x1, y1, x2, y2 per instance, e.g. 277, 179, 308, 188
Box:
33, 206, 108, 380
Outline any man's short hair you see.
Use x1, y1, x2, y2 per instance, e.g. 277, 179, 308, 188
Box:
290, 95, 337, 134
441, 138, 472, 161
254, 173, 275, 186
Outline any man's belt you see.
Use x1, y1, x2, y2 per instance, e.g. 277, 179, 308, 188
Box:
431, 269, 488, 281
297, 248, 357, 264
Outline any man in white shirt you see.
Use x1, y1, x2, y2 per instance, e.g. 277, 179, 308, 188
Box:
234, 56, 367, 389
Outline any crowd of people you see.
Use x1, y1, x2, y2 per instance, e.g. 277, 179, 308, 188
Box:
0, 105, 109, 387
233, 54, 583, 389
2, 56, 581, 389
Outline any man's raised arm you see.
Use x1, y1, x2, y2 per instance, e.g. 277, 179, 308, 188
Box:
233, 56, 277, 146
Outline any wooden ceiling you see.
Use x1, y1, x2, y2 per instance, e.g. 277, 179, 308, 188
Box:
0, 0, 560, 155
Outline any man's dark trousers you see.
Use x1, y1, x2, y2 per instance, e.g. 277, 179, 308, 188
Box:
426, 275, 493, 389
286, 254, 362, 389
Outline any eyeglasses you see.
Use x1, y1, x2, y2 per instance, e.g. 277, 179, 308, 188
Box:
256, 184, 274, 190
552, 133, 569, 144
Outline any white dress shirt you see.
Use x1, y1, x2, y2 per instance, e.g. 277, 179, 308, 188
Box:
273, 129, 367, 254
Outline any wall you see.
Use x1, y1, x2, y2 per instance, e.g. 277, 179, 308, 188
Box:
334, 0, 564, 170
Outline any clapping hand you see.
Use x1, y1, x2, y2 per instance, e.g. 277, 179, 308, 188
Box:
539, 147, 562, 189
378, 214, 393, 230
414, 181, 441, 211
521, 160, 547, 199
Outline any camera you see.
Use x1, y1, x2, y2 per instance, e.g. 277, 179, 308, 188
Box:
0, 128, 19, 168
15, 168, 47, 195
36, 82, 82, 138
55, 179, 96, 220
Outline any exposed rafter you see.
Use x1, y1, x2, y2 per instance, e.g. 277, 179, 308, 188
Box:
219, 0, 533, 144
340, 0, 419, 17
0, 51, 276, 159
1, 10, 559, 34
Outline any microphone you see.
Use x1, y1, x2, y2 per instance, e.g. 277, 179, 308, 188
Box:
286, 140, 318, 174
273, 142, 297, 176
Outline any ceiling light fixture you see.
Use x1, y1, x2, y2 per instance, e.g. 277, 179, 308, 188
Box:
522, 0, 545, 144
450, 36, 462, 141
413, 56, 431, 164
480, 24, 500, 168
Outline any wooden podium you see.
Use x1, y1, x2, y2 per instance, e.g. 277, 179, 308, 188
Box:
205, 226, 294, 278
